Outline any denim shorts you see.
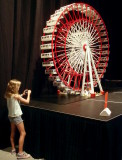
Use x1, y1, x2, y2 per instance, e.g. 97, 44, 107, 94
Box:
8, 115, 23, 125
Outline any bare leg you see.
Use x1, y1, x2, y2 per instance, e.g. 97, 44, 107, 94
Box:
16, 122, 26, 153
10, 123, 16, 150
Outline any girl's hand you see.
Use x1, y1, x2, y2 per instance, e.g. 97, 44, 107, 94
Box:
14, 90, 31, 104
27, 90, 31, 94
22, 89, 28, 96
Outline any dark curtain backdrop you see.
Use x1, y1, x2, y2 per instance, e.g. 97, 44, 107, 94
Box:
0, 0, 122, 106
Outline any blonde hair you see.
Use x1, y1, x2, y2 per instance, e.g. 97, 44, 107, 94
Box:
4, 79, 21, 98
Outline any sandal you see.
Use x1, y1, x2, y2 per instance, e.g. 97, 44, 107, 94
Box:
11, 149, 16, 155
17, 151, 31, 159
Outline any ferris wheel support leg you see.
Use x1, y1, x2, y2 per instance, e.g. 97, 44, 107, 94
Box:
90, 53, 104, 95
87, 47, 96, 98
81, 50, 88, 96
87, 47, 94, 94
81, 46, 96, 97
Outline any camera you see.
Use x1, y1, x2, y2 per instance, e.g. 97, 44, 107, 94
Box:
25, 90, 28, 94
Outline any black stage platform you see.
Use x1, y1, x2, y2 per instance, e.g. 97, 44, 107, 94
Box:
21, 91, 122, 160
26, 91, 122, 121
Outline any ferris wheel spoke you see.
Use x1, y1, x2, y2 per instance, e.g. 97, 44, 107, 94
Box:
70, 57, 80, 71
59, 20, 66, 28
75, 4, 81, 20
90, 35, 100, 44
92, 54, 99, 62
56, 32, 67, 41
76, 58, 84, 73
54, 49, 66, 54
70, 50, 81, 68
54, 52, 66, 58
56, 41, 66, 46
45, 66, 54, 71
56, 31, 67, 40
59, 63, 71, 77
67, 48, 80, 62
63, 68, 74, 83
62, 13, 70, 24
71, 6, 78, 21
43, 58, 53, 62
54, 55, 66, 64
56, 60, 68, 70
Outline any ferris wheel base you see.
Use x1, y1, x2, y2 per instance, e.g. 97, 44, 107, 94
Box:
90, 90, 104, 98
90, 93, 96, 98
100, 90, 105, 95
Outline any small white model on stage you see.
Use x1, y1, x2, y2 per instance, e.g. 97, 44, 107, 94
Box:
100, 107, 111, 116
40, 3, 110, 96
100, 92, 111, 116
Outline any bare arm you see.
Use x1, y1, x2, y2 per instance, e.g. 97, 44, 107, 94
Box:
20, 89, 28, 97
14, 90, 31, 104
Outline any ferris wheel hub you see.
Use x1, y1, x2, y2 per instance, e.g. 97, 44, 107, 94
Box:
83, 44, 87, 51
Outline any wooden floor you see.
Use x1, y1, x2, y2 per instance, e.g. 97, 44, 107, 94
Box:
0, 147, 44, 160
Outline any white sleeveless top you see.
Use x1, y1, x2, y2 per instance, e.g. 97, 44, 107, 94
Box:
7, 96, 23, 117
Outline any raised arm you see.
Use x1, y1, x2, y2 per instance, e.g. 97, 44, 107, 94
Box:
14, 90, 31, 104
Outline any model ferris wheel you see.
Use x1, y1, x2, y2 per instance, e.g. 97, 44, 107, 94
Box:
40, 3, 109, 97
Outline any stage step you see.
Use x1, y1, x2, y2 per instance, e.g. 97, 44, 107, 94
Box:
0, 147, 44, 160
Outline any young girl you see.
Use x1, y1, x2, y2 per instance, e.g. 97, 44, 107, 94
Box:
4, 79, 31, 159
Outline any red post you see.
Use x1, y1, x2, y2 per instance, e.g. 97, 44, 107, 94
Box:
104, 92, 108, 108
